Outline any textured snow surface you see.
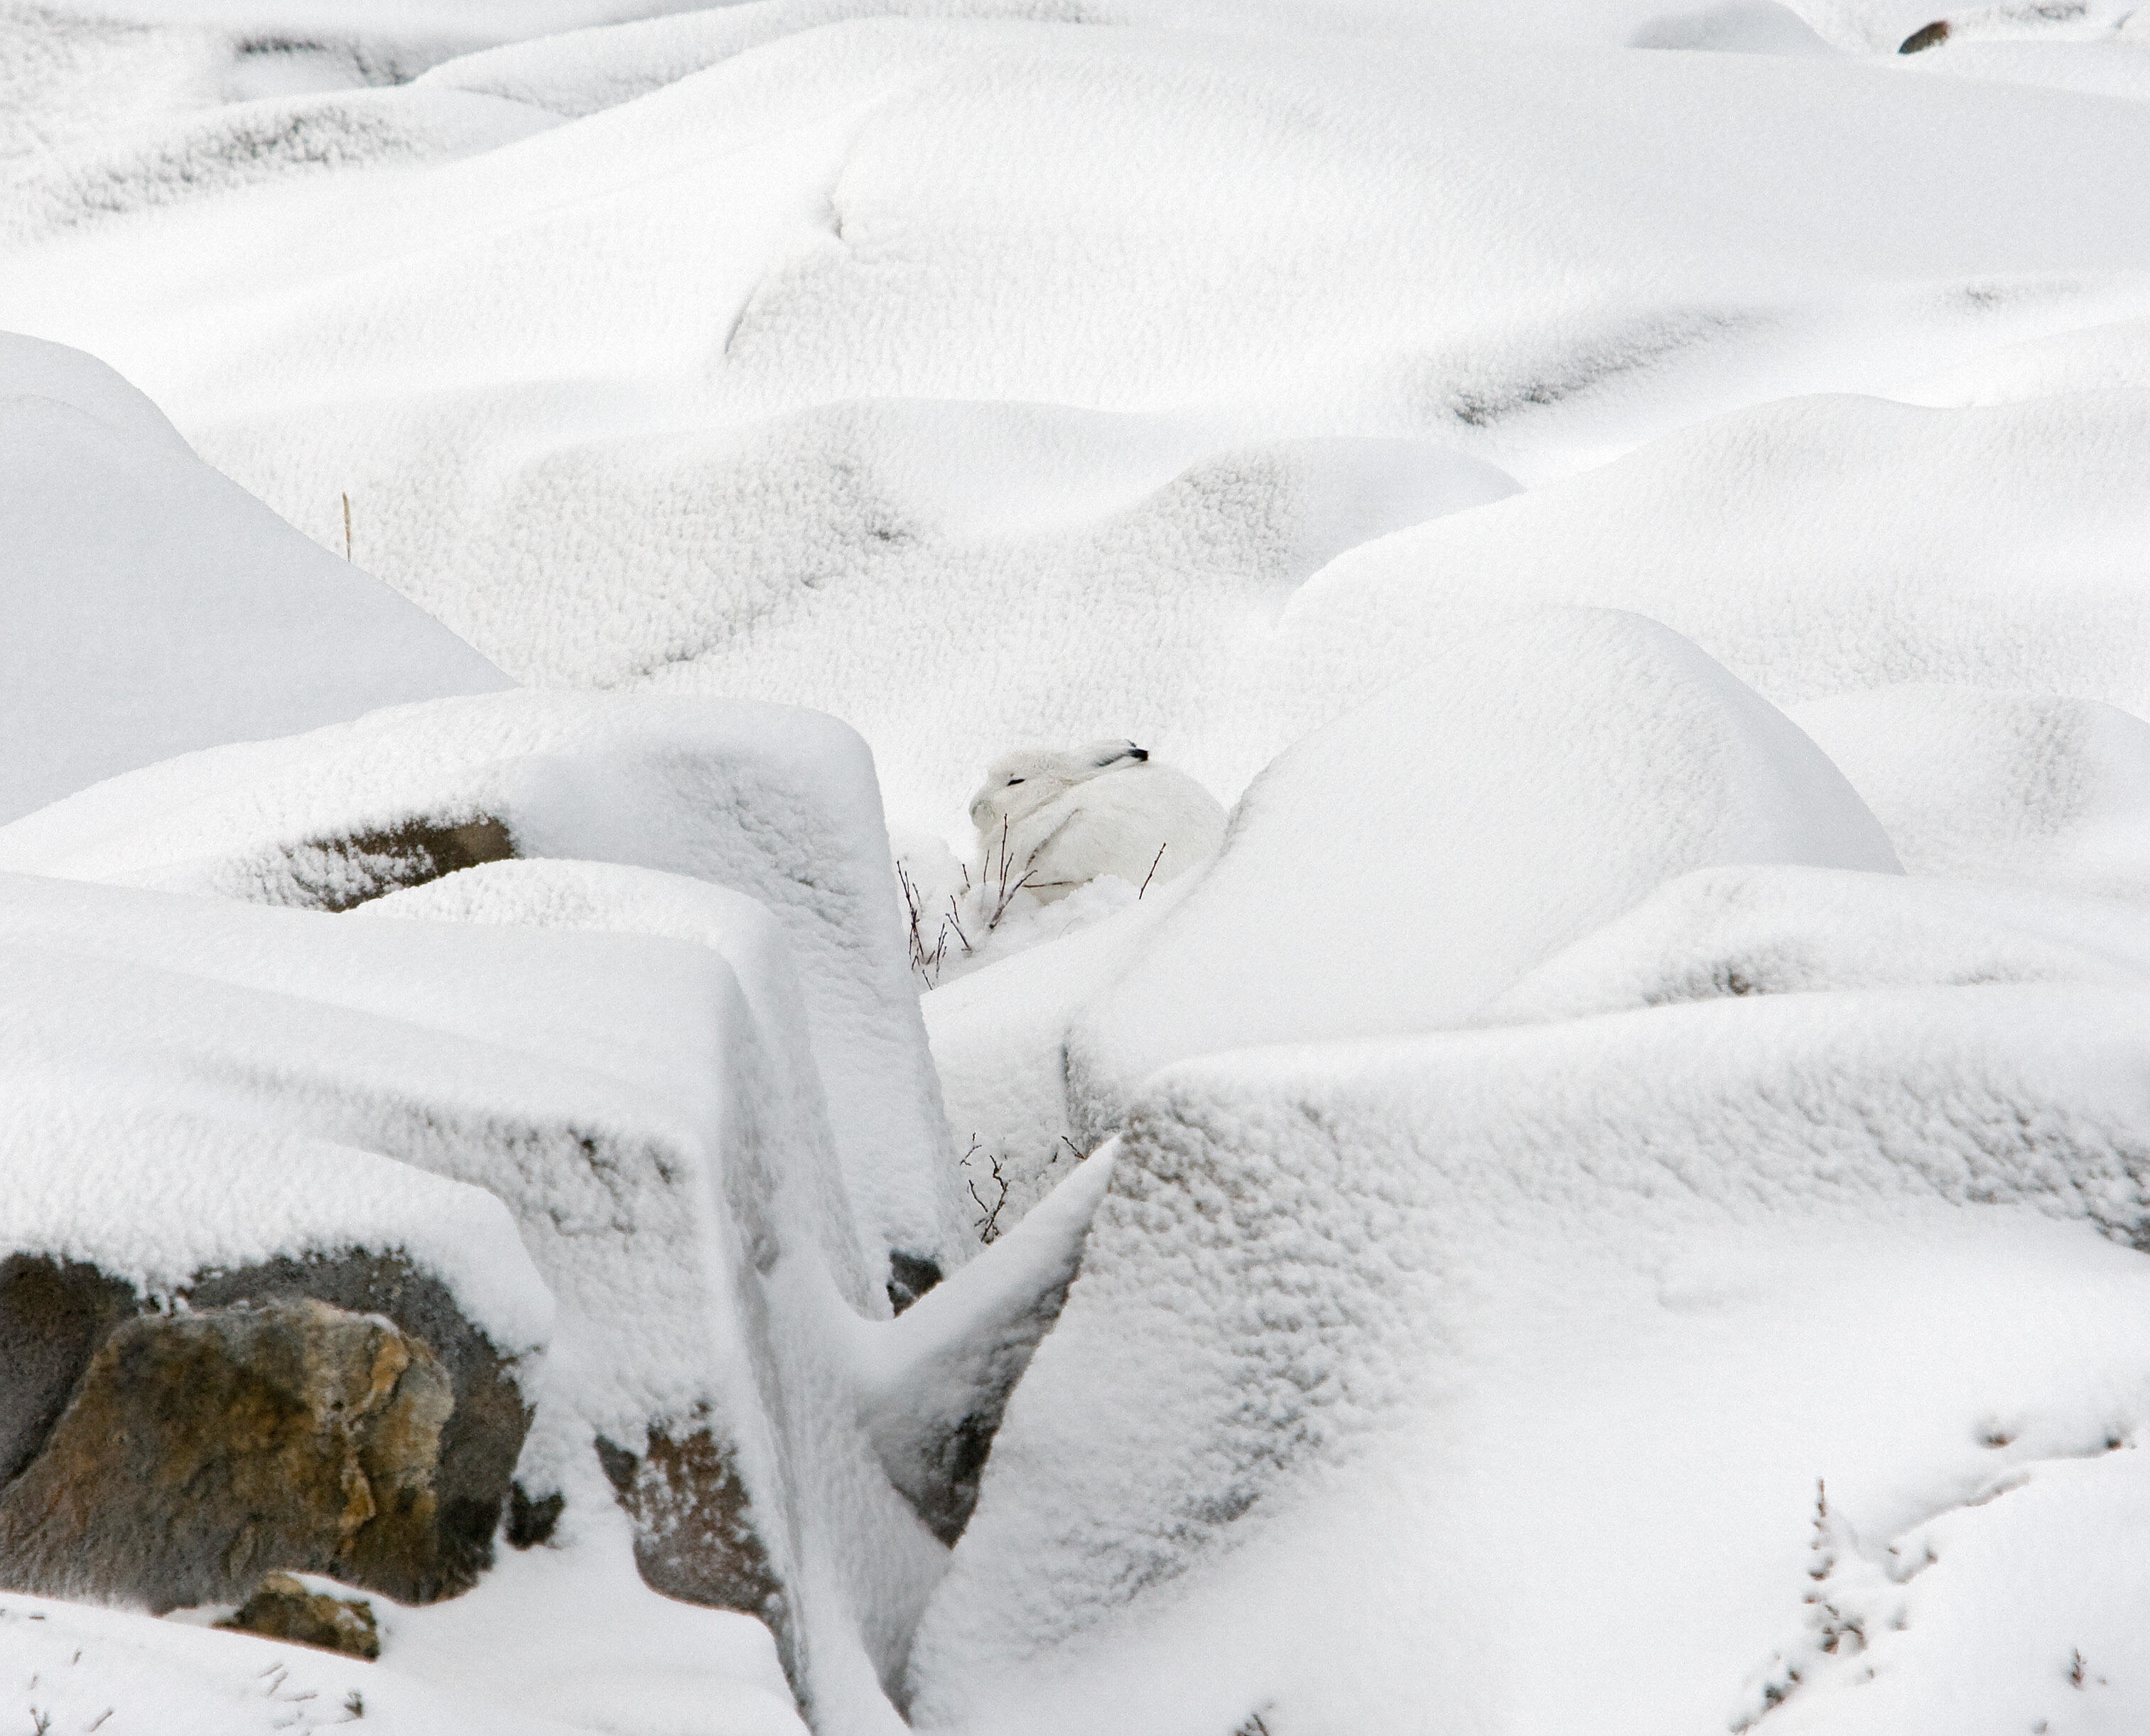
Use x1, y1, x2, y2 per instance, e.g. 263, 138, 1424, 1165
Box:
11, 0, 2150, 1730
912, 986, 2150, 1735
1790, 684, 2150, 900
0, 689, 962, 1278
1484, 863, 2150, 1024
0, 332, 507, 826
358, 856, 863, 1287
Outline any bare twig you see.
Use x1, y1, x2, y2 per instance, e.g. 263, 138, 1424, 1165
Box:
961, 1138, 1007, 1244
899, 859, 961, 991
1138, 842, 1167, 898
983, 819, 1045, 932
341, 492, 352, 561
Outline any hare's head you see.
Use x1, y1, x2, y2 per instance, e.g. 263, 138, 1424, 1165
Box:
968, 739, 1149, 832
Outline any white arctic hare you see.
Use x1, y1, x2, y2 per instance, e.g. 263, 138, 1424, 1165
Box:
968, 738, 1227, 904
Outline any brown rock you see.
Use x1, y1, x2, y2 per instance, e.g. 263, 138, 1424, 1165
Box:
595, 1425, 787, 1629
183, 1253, 531, 1585
274, 814, 516, 912
221, 1572, 380, 1659
0, 1298, 484, 1610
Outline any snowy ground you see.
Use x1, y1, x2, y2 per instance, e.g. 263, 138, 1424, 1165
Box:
8, 0, 2150, 1731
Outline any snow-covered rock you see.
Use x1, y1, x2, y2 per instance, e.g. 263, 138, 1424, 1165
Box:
1482, 863, 2150, 1024
0, 333, 508, 826
0, 690, 964, 1290
856, 1146, 1118, 1546
357, 857, 863, 1289
0, 1094, 551, 1359
910, 982, 2150, 1736
1066, 608, 1898, 1141
1250, 392, 2150, 787
0, 870, 930, 1730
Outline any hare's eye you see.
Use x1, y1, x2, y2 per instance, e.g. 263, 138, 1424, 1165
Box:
1008, 777, 1025, 786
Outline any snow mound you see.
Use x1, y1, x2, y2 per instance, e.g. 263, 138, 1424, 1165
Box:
1255, 392, 2150, 783
0, 690, 963, 1283
911, 983, 2150, 1735
0, 1086, 551, 1356
1628, 0, 1840, 55
0, 332, 507, 826
1067, 608, 1898, 1140
357, 856, 858, 1283
5, 86, 555, 242
1484, 863, 2150, 1025
37, 18, 2150, 821
1790, 684, 2150, 900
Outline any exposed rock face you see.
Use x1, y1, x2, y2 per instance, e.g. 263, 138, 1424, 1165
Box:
0, 1255, 132, 1486
275, 814, 516, 912
0, 1252, 532, 1612
183, 1254, 531, 1581
222, 1573, 381, 1659
0, 1299, 458, 1608
597, 1425, 787, 1629
886, 1253, 942, 1317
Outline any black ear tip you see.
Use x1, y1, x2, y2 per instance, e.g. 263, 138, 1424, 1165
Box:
1130, 745, 1150, 761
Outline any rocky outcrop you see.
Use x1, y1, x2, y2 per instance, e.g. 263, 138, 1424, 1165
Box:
0, 1253, 531, 1612
597, 1424, 787, 1625
184, 1252, 532, 1582
222, 1573, 382, 1659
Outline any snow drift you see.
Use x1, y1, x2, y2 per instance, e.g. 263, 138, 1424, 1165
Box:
1066, 608, 1899, 1141
0, 689, 963, 1288
0, 332, 507, 826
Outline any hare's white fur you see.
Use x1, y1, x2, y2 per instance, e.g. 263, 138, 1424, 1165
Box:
969, 738, 1226, 904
